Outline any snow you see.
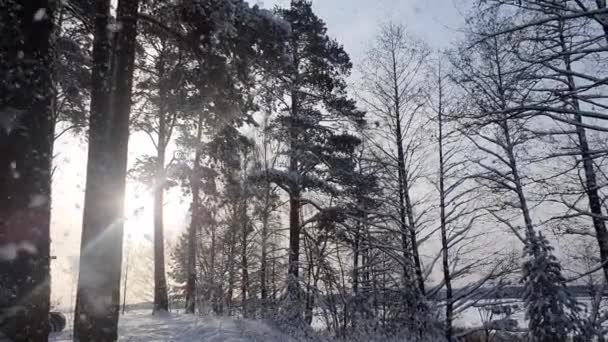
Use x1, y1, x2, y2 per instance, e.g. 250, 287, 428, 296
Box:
29, 194, 48, 208
0, 242, 37, 261
33, 8, 47, 22
49, 310, 297, 342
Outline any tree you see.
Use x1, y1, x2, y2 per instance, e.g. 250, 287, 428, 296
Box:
0, 1, 56, 340
74, 0, 140, 339
52, 4, 91, 142
358, 22, 431, 295
477, 0, 608, 287
253, 112, 283, 317
523, 231, 580, 342
131, 2, 194, 311
267, 0, 364, 316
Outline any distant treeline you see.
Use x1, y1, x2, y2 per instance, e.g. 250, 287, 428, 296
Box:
432, 286, 607, 301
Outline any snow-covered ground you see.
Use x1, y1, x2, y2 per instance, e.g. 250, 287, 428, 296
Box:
49, 310, 296, 342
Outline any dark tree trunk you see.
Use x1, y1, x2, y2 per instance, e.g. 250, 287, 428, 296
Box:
287, 87, 302, 315
0, 1, 55, 340
152, 55, 170, 313
437, 82, 453, 342
226, 222, 237, 315
74, 0, 139, 339
557, 26, 608, 284
122, 246, 130, 315
153, 112, 169, 313
259, 188, 270, 316
240, 213, 249, 317
210, 219, 218, 312
287, 192, 301, 298
390, 48, 425, 294
185, 113, 203, 314
304, 239, 314, 325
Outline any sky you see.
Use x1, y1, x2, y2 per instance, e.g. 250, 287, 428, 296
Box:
50, 0, 468, 307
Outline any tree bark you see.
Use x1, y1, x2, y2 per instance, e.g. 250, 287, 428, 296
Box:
390, 47, 424, 294
185, 113, 203, 314
122, 242, 130, 315
74, 0, 139, 339
556, 21, 608, 284
0, 1, 55, 340
153, 107, 169, 313
287, 85, 302, 313
260, 187, 270, 315
437, 72, 453, 342
240, 207, 249, 317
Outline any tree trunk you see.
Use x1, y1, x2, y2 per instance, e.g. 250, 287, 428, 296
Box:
0, 1, 55, 340
240, 214, 249, 317
122, 242, 130, 315
437, 77, 453, 342
389, 47, 425, 294
287, 86, 302, 313
288, 192, 301, 298
153, 59, 170, 313
304, 238, 314, 325
185, 113, 203, 314
260, 189, 270, 316
557, 23, 608, 284
74, 0, 139, 339
226, 222, 237, 316
153, 134, 169, 313
210, 219, 218, 312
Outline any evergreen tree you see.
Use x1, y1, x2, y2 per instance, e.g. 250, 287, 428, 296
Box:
265, 0, 364, 318
522, 231, 581, 342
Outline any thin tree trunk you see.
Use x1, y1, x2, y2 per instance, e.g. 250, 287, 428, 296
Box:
153, 69, 169, 312
353, 221, 360, 295
260, 189, 270, 315
122, 243, 130, 315
557, 22, 608, 284
0, 1, 55, 340
210, 219, 217, 312
352, 217, 361, 329
437, 69, 453, 342
74, 0, 139, 339
227, 221, 237, 316
240, 202, 249, 317
304, 238, 314, 325
389, 47, 425, 294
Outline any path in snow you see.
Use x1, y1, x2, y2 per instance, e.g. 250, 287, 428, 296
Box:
49, 310, 296, 342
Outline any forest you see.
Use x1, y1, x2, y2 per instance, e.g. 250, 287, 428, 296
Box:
3, 0, 608, 341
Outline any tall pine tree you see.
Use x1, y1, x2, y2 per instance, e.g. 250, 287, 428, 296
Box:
266, 0, 364, 319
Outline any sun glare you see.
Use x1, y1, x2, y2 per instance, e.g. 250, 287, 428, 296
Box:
124, 185, 154, 241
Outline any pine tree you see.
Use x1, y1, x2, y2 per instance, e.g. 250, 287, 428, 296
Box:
0, 0, 56, 340
522, 231, 581, 342
131, 1, 195, 311
266, 0, 364, 318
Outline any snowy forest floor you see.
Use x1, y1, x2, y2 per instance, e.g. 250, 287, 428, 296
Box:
49, 310, 298, 342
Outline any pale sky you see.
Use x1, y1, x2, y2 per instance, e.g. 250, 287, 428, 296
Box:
50, 0, 467, 308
